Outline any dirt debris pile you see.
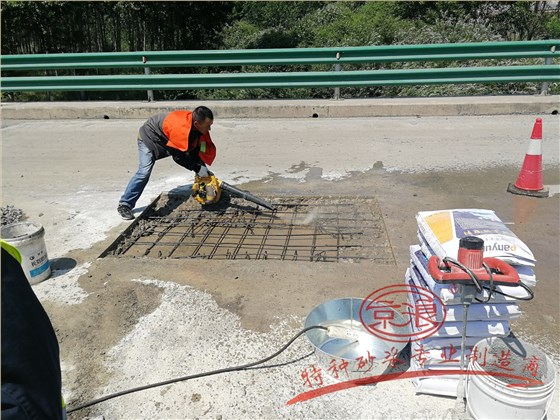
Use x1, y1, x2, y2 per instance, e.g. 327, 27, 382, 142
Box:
1, 205, 26, 226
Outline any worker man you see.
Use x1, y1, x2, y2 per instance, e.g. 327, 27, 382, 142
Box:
117, 106, 216, 220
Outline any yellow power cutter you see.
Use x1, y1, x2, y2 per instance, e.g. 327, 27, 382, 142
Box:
192, 174, 276, 211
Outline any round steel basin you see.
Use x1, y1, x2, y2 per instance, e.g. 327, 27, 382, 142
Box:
305, 297, 410, 381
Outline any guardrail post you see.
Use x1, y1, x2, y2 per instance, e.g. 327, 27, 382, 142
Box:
540, 50, 555, 95
333, 52, 341, 100
142, 56, 155, 102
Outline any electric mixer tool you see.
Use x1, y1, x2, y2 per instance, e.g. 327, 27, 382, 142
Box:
427, 236, 534, 409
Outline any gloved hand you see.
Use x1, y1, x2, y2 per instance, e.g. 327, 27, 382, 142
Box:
197, 165, 209, 177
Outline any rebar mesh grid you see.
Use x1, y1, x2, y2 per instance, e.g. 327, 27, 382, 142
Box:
103, 195, 394, 264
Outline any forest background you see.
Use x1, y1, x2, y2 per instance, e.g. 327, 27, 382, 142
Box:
2, 1, 559, 101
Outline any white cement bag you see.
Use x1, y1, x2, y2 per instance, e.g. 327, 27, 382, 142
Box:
413, 335, 486, 350
410, 356, 464, 372
416, 209, 535, 266
411, 341, 473, 366
441, 303, 521, 322
413, 319, 510, 338
405, 285, 511, 338
406, 272, 521, 322
410, 357, 461, 397
417, 230, 436, 257
411, 376, 459, 397
514, 264, 537, 287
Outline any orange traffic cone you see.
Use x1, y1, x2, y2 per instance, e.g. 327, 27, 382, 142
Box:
507, 118, 549, 198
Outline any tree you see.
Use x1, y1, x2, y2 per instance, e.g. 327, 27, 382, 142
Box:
2, 1, 558, 100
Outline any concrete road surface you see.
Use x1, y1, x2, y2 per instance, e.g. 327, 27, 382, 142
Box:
2, 113, 559, 419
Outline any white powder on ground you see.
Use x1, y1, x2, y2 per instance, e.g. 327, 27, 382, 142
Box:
90, 278, 463, 419
33, 262, 91, 305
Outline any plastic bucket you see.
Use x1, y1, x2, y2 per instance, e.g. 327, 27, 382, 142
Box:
466, 337, 556, 420
1, 222, 51, 284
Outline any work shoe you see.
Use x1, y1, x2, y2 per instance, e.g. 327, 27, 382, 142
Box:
117, 205, 134, 220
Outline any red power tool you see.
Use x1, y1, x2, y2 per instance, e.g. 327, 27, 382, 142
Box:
428, 236, 520, 289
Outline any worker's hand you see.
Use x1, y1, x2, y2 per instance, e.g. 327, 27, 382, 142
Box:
197, 165, 209, 177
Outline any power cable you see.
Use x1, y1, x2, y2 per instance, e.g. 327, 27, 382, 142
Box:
67, 325, 327, 414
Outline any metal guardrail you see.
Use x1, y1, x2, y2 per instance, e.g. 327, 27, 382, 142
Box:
1, 41, 559, 97
2, 41, 559, 70
3, 66, 558, 91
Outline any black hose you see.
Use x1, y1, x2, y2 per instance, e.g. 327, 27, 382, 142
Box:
474, 262, 494, 304
484, 279, 534, 301
67, 325, 327, 414
220, 182, 276, 211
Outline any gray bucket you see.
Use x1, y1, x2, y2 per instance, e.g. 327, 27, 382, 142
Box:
1, 222, 51, 284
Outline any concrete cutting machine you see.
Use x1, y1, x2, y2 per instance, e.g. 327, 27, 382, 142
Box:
191, 174, 276, 211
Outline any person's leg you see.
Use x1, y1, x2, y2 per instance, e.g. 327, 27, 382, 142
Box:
118, 140, 155, 211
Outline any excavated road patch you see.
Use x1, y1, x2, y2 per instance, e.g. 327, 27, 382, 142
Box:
101, 193, 395, 264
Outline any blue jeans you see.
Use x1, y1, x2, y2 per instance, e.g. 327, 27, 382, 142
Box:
119, 140, 155, 209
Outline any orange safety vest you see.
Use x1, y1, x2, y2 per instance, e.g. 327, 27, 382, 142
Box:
162, 110, 216, 165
